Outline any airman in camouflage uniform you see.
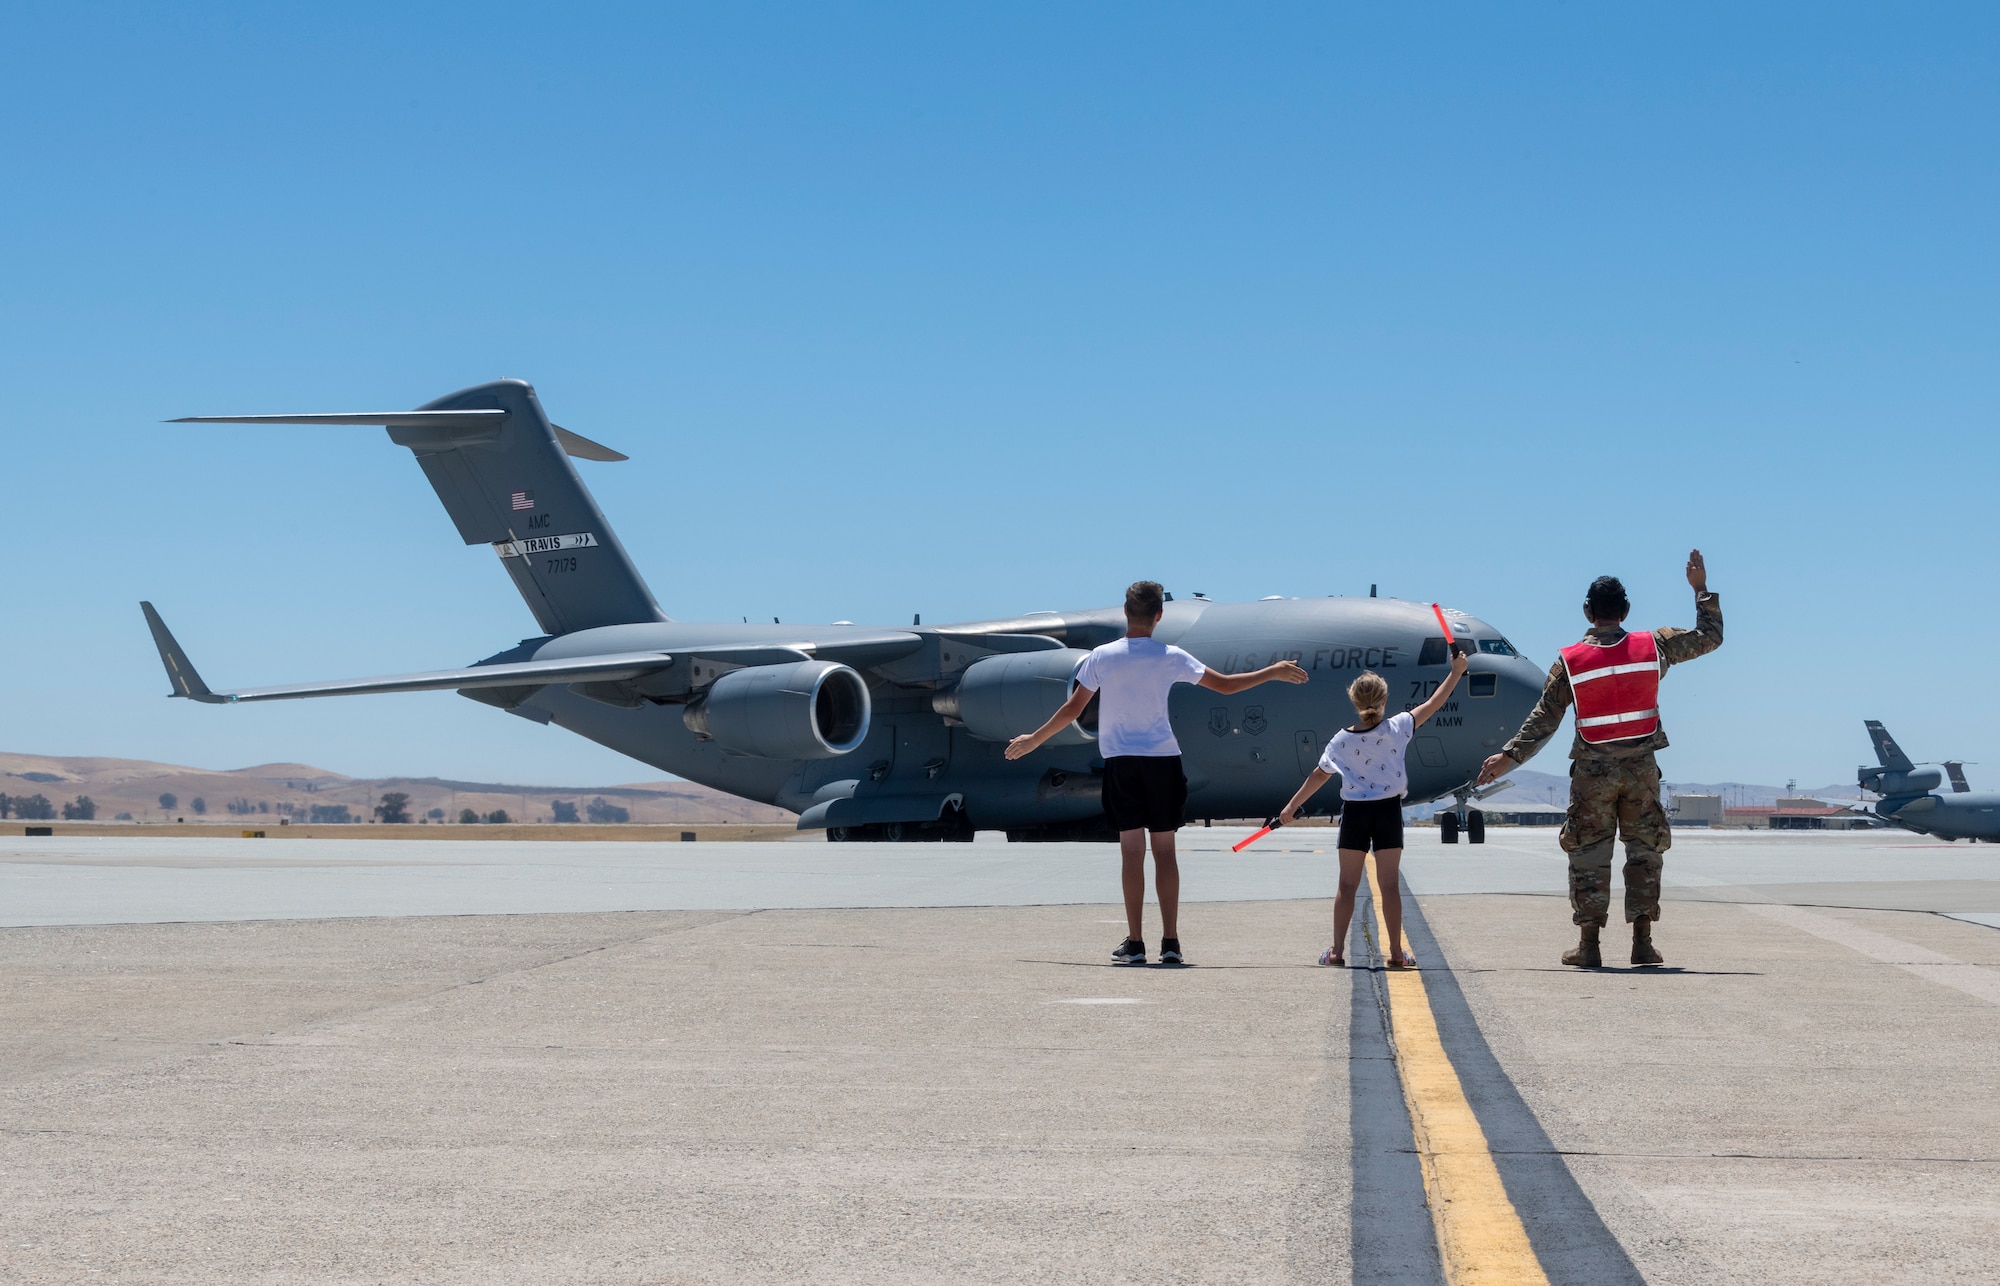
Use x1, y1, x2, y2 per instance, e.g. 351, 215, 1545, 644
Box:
1477, 551, 1722, 967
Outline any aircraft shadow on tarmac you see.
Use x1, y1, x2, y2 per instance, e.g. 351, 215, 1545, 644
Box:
1486, 965, 1764, 976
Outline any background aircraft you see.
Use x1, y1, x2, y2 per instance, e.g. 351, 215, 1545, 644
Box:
1853, 720, 2000, 841
145, 379, 1546, 841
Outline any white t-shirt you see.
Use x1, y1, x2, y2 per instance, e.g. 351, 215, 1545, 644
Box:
1072, 636, 1208, 758
1318, 712, 1416, 801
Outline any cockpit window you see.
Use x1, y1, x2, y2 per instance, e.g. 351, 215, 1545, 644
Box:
1478, 638, 1517, 656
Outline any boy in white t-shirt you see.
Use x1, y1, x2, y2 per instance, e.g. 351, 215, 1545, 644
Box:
1277, 650, 1469, 968
1006, 581, 1307, 965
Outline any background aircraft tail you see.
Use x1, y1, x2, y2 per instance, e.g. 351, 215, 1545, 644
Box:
1864, 720, 1914, 772
180, 379, 666, 636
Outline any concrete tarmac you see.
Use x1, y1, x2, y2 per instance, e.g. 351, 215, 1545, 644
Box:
1, 829, 1997, 1282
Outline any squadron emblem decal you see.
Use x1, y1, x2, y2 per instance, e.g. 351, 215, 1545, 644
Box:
1208, 707, 1231, 738
1243, 706, 1268, 737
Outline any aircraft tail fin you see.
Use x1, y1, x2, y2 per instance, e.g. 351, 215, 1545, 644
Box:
175, 380, 665, 635
1944, 761, 1972, 793
1865, 720, 1914, 772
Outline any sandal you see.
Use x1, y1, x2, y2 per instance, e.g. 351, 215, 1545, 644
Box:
1318, 946, 1346, 967
1386, 950, 1418, 969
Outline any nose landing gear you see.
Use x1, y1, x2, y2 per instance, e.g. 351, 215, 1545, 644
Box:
1439, 778, 1511, 845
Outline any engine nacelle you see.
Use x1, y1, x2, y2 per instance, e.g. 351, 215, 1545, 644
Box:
932, 648, 1095, 745
683, 660, 871, 759
1861, 766, 1942, 797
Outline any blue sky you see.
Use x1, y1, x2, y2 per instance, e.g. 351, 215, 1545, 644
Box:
3, 3, 1995, 788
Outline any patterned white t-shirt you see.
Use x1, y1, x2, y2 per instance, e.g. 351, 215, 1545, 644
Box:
1317, 711, 1416, 801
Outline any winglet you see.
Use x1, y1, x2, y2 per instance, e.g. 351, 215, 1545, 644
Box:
139, 602, 226, 703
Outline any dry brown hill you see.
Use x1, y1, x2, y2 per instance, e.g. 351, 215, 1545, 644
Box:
0, 752, 793, 827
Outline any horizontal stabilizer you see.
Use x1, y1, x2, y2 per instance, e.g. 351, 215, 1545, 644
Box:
170, 410, 505, 429
169, 410, 626, 462
551, 425, 628, 462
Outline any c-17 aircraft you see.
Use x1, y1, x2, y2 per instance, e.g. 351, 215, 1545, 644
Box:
1852, 720, 2000, 842
142, 379, 1546, 841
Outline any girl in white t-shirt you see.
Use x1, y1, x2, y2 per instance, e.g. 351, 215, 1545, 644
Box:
1277, 649, 1469, 968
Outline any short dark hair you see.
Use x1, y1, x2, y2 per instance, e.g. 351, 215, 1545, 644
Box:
1125, 580, 1166, 619
1585, 575, 1630, 621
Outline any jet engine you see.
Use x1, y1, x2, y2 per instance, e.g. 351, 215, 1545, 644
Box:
932, 648, 1095, 744
682, 660, 871, 759
1860, 765, 1942, 797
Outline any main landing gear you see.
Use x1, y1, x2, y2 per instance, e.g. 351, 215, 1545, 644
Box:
826, 804, 975, 843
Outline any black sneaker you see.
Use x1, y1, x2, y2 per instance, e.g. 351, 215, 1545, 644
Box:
1111, 937, 1146, 965
1159, 939, 1184, 965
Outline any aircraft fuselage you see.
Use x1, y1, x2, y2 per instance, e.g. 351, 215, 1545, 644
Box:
480, 596, 1545, 836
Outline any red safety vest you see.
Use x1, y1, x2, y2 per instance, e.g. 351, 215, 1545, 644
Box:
1560, 631, 1661, 744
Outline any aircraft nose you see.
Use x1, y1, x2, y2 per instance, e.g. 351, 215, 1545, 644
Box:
1483, 654, 1547, 756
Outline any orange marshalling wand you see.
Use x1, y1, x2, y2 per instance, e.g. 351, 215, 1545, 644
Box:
1232, 818, 1282, 852
1431, 602, 1459, 655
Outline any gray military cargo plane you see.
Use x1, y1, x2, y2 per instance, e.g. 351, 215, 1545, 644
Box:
1854, 720, 2000, 841
143, 378, 1546, 841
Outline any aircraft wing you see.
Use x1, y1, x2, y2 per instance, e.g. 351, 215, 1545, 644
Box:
141, 602, 673, 704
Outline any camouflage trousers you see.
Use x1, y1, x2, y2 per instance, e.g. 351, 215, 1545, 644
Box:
1560, 755, 1669, 927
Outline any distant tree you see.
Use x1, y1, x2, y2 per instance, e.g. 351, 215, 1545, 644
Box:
374, 792, 412, 825
158, 792, 177, 811
585, 797, 630, 824
426, 808, 445, 821
459, 808, 480, 824
14, 794, 56, 820
484, 809, 511, 824
114, 812, 133, 821
307, 803, 353, 824
61, 796, 97, 821
226, 798, 257, 815
190, 797, 207, 815
550, 799, 579, 823
258, 801, 270, 813
0, 794, 11, 819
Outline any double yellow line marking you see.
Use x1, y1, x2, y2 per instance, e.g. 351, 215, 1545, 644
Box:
1364, 855, 1549, 1285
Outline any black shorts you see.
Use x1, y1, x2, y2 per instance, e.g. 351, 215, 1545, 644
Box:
1102, 755, 1189, 834
1337, 796, 1405, 852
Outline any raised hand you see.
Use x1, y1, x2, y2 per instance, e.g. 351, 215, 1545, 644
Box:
1267, 660, 1309, 684
1686, 548, 1708, 593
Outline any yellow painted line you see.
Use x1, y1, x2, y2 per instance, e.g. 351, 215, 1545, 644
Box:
1366, 855, 1548, 1285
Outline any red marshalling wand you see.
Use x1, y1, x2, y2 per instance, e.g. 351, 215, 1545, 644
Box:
1232, 817, 1282, 852
1431, 602, 1458, 655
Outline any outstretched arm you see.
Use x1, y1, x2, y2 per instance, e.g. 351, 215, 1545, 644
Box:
1411, 649, 1470, 727
1278, 767, 1335, 824
1003, 684, 1095, 761
1198, 660, 1309, 695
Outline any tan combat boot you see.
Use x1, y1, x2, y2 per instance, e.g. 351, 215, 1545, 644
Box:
1631, 918, 1664, 967
1562, 923, 1602, 968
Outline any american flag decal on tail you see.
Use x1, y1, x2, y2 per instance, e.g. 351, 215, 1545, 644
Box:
510, 491, 535, 511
